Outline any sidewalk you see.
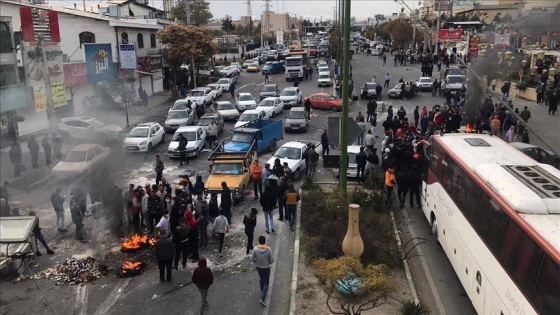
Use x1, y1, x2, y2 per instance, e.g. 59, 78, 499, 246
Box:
0, 90, 172, 194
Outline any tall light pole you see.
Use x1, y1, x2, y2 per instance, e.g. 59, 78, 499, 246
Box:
339, 0, 351, 193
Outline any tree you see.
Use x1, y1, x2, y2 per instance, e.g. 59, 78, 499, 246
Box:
190, 0, 213, 26
313, 256, 394, 315
170, 1, 187, 23
157, 25, 218, 90
383, 19, 421, 50
221, 17, 235, 33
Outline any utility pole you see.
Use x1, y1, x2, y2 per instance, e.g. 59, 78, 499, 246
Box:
339, 0, 350, 193
246, 0, 252, 37
263, 0, 272, 47
184, 0, 191, 25
37, 36, 58, 134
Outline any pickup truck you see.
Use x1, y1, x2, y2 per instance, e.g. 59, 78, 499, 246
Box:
205, 140, 256, 203
261, 61, 285, 74
224, 119, 284, 153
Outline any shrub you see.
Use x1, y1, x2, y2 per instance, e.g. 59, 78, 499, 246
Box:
398, 300, 431, 315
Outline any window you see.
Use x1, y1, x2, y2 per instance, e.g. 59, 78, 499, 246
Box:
121, 32, 128, 44
0, 65, 17, 87
137, 33, 144, 48
533, 255, 560, 314
79, 31, 96, 45
150, 33, 156, 48
93, 146, 103, 156
0, 22, 12, 54
472, 194, 507, 254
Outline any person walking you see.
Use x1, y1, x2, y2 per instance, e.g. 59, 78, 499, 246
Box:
177, 133, 188, 166
50, 187, 67, 232
29, 211, 55, 256
520, 106, 531, 122
252, 236, 275, 307
366, 99, 376, 122
384, 73, 391, 88
356, 147, 367, 183
220, 182, 233, 227
277, 177, 288, 221
260, 186, 276, 234
491, 115, 501, 136
155, 229, 174, 282
229, 82, 236, 98
9, 141, 23, 177
548, 91, 558, 115
283, 184, 300, 231
212, 209, 229, 255
206, 121, 218, 148
251, 160, 263, 200
70, 197, 86, 242
304, 97, 312, 119
264, 72, 269, 83
397, 167, 411, 207
41, 134, 52, 165
321, 129, 330, 156
28, 135, 40, 169
307, 144, 319, 178
192, 257, 214, 314
155, 155, 164, 186
197, 199, 209, 249
309, 67, 313, 80
243, 208, 258, 255
385, 166, 396, 210
173, 217, 190, 270
409, 165, 422, 208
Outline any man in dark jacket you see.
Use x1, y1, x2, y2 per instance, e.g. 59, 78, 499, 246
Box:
155, 230, 174, 282
9, 141, 23, 177
260, 186, 276, 234
50, 187, 67, 232
29, 211, 55, 256
41, 135, 52, 165
397, 167, 411, 207
367, 99, 377, 122
220, 182, 233, 226
173, 217, 190, 270
192, 257, 214, 312
356, 147, 368, 183
276, 177, 289, 221
28, 135, 40, 168
304, 98, 312, 119
70, 197, 86, 242
321, 129, 329, 156
243, 208, 258, 255
155, 155, 164, 186
409, 165, 422, 208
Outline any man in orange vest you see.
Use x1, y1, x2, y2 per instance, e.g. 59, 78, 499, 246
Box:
385, 166, 396, 210
251, 160, 263, 200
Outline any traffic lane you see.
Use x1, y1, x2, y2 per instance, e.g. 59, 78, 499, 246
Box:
398, 206, 476, 315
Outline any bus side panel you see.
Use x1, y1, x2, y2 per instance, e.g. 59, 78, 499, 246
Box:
461, 245, 485, 314
484, 282, 505, 315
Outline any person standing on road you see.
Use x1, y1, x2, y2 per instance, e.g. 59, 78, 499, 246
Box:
212, 209, 229, 255
185, 210, 200, 262
50, 187, 67, 232
356, 147, 368, 183
309, 67, 313, 80
243, 208, 258, 255
385, 166, 396, 210
283, 184, 300, 231
70, 197, 86, 242
384, 73, 391, 88
177, 133, 188, 166
321, 129, 330, 156
220, 182, 233, 227
264, 72, 270, 83
197, 199, 209, 249
409, 165, 422, 208
142, 89, 149, 107
277, 177, 288, 221
229, 82, 236, 98
520, 106, 531, 122
155, 155, 164, 186
251, 236, 275, 307
413, 106, 420, 128
364, 131, 375, 153
207, 121, 218, 148
548, 91, 558, 115
367, 99, 376, 122
155, 229, 174, 282
192, 257, 214, 314
41, 134, 52, 165
260, 186, 276, 234
307, 144, 319, 179
397, 167, 411, 208
29, 211, 55, 256
173, 217, 190, 270
28, 135, 40, 169
304, 98, 312, 119
251, 160, 263, 200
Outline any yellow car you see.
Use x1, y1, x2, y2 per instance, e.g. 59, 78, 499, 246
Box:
247, 63, 261, 73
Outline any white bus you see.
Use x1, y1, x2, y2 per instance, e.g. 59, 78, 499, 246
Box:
422, 133, 560, 315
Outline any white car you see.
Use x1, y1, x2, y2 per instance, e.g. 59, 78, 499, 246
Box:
318, 66, 330, 74
370, 47, 382, 56
167, 126, 207, 159
234, 109, 269, 129
187, 87, 214, 107
122, 122, 165, 152
256, 97, 283, 118
206, 84, 223, 99
229, 62, 242, 72
317, 73, 332, 87
214, 101, 240, 121
216, 78, 233, 92
236, 93, 258, 112
52, 143, 111, 179
58, 116, 122, 143
266, 141, 321, 181
280, 87, 302, 108
416, 77, 434, 91
317, 61, 328, 68
333, 145, 362, 178
169, 99, 191, 114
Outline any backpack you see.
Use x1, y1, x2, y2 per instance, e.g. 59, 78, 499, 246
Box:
367, 152, 379, 165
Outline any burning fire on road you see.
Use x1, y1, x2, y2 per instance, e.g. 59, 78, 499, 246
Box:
121, 234, 156, 252
120, 260, 146, 277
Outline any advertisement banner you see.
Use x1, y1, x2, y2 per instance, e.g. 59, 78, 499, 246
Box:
84, 43, 116, 83
33, 85, 47, 112
469, 36, 479, 56
22, 43, 65, 87
435, 0, 452, 12
119, 44, 137, 69
63, 63, 88, 87
494, 24, 511, 47
137, 56, 153, 76
51, 82, 67, 107
19, 7, 60, 43
439, 29, 463, 41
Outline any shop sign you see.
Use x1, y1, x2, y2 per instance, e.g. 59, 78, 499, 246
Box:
63, 63, 88, 87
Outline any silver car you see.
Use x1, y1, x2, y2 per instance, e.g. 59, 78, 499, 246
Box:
58, 116, 122, 143
164, 109, 195, 132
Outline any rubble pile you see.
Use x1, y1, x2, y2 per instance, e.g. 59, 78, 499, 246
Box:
32, 257, 106, 285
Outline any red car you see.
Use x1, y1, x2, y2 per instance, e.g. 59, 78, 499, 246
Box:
304, 93, 343, 112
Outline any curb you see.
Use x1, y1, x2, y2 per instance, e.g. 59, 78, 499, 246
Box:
288, 188, 303, 315
389, 209, 420, 305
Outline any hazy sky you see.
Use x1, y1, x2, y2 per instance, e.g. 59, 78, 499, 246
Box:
50, 0, 425, 21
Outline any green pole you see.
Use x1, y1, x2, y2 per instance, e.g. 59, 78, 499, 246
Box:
339, 0, 350, 193
338, 0, 343, 62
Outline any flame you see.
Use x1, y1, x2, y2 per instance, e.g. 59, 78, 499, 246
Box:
121, 234, 156, 250
122, 261, 142, 274
466, 123, 476, 133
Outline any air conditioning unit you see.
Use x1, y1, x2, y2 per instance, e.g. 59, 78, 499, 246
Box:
31, 0, 46, 4
108, 5, 119, 17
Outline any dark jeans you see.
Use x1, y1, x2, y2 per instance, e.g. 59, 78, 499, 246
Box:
256, 267, 271, 302
357, 165, 366, 182
398, 187, 409, 206
253, 179, 262, 198
384, 80, 390, 88
322, 143, 329, 156
286, 204, 297, 228
199, 224, 208, 248
44, 149, 51, 164
190, 235, 199, 260
74, 220, 84, 240
385, 186, 394, 209
223, 208, 232, 225
174, 241, 189, 268
179, 151, 188, 165
30, 152, 38, 168
157, 259, 173, 281
156, 171, 163, 186
277, 197, 285, 220
245, 231, 254, 254
217, 233, 225, 253
35, 231, 52, 252
409, 187, 421, 207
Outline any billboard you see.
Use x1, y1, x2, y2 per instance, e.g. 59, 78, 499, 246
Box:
119, 44, 137, 69
19, 7, 60, 43
21, 43, 64, 87
494, 24, 511, 47
435, 0, 452, 12
63, 63, 88, 87
469, 36, 479, 56
84, 43, 116, 83
439, 29, 463, 41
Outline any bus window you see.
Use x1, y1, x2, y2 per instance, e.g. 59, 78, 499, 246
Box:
532, 255, 560, 314
472, 195, 507, 254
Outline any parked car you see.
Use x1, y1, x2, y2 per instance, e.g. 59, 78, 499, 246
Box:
246, 63, 261, 73
234, 109, 269, 129
52, 143, 111, 179
256, 97, 283, 118
260, 84, 280, 101
370, 47, 382, 56
261, 62, 284, 74
167, 126, 207, 159
242, 60, 255, 69
266, 141, 321, 180
333, 145, 361, 178
169, 99, 191, 114
122, 122, 165, 152
510, 142, 560, 169
415, 77, 434, 91
216, 78, 233, 92
318, 66, 330, 74
206, 83, 223, 99
214, 101, 240, 121
229, 62, 241, 72
197, 113, 224, 134
304, 93, 343, 112
164, 109, 195, 132
317, 73, 332, 87
58, 116, 122, 143
360, 82, 377, 100
235, 93, 258, 112
387, 82, 419, 99
280, 87, 302, 108
187, 87, 214, 107
285, 107, 308, 132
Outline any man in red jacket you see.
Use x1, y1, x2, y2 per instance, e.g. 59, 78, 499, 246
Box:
192, 257, 214, 313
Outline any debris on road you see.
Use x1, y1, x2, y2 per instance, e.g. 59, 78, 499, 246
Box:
29, 257, 106, 285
